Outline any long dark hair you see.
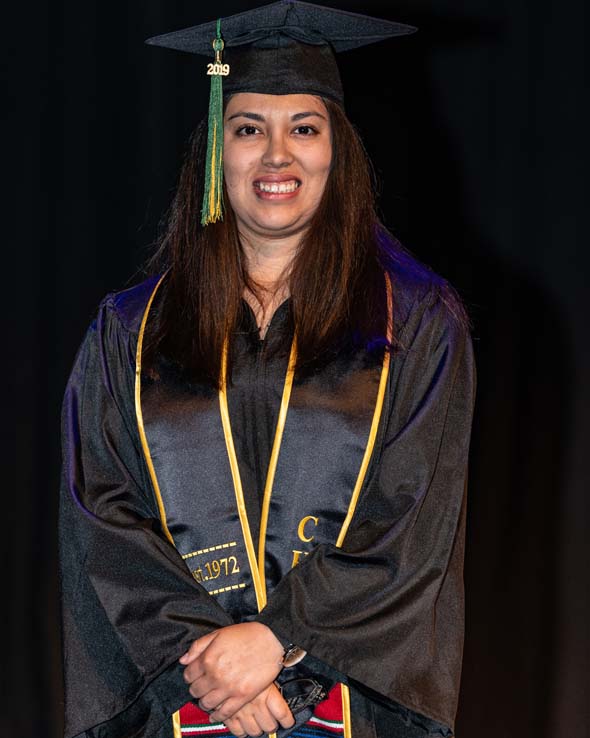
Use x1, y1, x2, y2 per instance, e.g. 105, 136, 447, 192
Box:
144, 98, 468, 387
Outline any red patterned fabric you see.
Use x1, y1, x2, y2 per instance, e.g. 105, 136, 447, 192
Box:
178, 683, 344, 737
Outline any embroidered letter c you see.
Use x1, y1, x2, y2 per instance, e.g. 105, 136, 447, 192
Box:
297, 515, 319, 543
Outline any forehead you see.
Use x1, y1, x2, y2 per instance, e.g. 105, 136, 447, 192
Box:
224, 92, 327, 117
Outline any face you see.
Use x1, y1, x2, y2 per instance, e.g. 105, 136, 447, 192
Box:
223, 93, 333, 241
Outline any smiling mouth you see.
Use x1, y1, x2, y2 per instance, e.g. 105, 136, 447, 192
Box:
253, 179, 301, 194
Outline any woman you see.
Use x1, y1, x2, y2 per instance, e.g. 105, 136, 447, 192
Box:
59, 4, 476, 738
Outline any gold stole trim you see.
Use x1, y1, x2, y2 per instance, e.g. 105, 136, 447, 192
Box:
341, 683, 353, 738
335, 274, 393, 548
171, 709, 182, 738
219, 336, 296, 738
135, 273, 182, 732
135, 273, 393, 738
256, 339, 298, 607
218, 335, 297, 612
135, 273, 174, 546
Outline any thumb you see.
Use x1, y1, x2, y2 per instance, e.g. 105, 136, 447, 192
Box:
266, 684, 295, 728
179, 630, 219, 665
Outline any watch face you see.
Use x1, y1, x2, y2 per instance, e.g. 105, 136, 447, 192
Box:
283, 645, 306, 667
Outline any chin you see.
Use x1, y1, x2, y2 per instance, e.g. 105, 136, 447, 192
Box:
248, 208, 309, 234
254, 217, 307, 235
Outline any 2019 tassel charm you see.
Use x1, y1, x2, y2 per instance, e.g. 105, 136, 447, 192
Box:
201, 19, 230, 226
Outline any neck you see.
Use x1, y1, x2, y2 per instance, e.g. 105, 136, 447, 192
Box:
240, 231, 300, 290
240, 231, 299, 338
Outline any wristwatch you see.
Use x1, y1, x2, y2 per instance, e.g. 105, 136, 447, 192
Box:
281, 643, 307, 668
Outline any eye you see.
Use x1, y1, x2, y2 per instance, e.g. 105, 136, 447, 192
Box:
235, 125, 261, 136
293, 125, 317, 136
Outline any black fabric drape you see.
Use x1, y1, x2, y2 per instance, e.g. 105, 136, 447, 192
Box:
58, 271, 473, 737
59, 296, 233, 738
4, 0, 587, 736
257, 285, 475, 732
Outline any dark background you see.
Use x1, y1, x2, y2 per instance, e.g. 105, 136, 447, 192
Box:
3, 0, 588, 736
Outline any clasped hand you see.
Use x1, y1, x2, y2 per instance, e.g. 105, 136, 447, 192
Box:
180, 622, 295, 737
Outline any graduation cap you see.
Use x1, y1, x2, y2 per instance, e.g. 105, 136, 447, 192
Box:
145, 1, 417, 225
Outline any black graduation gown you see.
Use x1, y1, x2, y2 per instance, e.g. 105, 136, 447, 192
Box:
59, 266, 476, 738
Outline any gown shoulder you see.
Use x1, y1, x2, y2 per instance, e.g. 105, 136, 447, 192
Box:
99, 273, 163, 335
382, 235, 471, 348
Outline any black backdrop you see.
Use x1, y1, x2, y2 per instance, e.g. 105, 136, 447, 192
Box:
3, 0, 588, 736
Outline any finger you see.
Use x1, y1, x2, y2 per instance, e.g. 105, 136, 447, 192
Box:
209, 696, 249, 724
198, 689, 227, 713
182, 660, 206, 685
266, 686, 295, 728
223, 716, 247, 738
187, 676, 216, 701
249, 704, 278, 734
237, 712, 263, 737
179, 631, 218, 664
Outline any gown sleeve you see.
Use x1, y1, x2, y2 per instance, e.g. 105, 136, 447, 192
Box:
256, 284, 476, 736
59, 297, 233, 738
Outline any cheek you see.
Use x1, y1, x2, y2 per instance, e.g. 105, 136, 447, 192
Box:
222, 154, 240, 191
313, 142, 333, 181
307, 151, 332, 195
223, 143, 257, 191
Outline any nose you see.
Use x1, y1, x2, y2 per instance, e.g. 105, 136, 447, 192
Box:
261, 132, 293, 169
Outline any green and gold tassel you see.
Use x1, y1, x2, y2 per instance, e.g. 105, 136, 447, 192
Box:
201, 19, 229, 226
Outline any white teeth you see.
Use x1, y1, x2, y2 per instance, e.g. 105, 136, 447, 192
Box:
257, 180, 300, 193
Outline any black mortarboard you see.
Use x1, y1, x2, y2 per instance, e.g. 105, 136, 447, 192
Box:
146, 0, 416, 105
145, 1, 417, 224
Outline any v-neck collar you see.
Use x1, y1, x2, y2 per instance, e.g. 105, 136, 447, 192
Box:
238, 297, 292, 343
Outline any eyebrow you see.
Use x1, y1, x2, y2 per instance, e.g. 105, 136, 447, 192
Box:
226, 111, 327, 122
